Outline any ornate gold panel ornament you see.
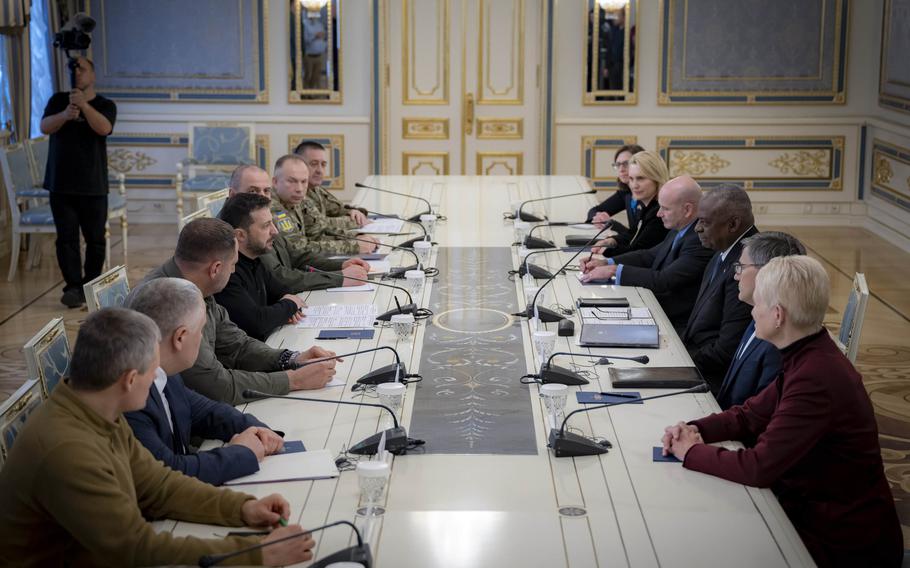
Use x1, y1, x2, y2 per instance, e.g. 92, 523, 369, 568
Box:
874, 154, 894, 186
107, 149, 156, 174
402, 0, 449, 105
768, 150, 830, 177
476, 118, 523, 140
476, 152, 523, 175
403, 118, 449, 140
669, 151, 730, 177
402, 152, 450, 175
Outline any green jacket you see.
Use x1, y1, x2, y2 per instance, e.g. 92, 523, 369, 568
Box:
304, 185, 359, 236
143, 258, 290, 404
261, 232, 344, 292
271, 196, 359, 256
0, 381, 262, 566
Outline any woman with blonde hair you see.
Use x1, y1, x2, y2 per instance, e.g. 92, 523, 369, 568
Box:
592, 150, 669, 256
586, 143, 646, 226
661, 255, 901, 567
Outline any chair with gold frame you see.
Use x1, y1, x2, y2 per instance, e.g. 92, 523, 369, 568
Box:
834, 272, 869, 364
0, 380, 45, 469
23, 318, 71, 397
83, 265, 131, 313
177, 207, 212, 233
196, 188, 230, 218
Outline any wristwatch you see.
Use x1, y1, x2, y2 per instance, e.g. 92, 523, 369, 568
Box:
278, 349, 301, 370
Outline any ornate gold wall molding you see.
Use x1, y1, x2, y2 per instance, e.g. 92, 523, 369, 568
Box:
107, 149, 157, 174
476, 152, 523, 175
768, 150, 830, 177
403, 152, 450, 175
402, 118, 449, 140
874, 154, 894, 186
476, 118, 523, 140
670, 151, 730, 176
402, 0, 449, 105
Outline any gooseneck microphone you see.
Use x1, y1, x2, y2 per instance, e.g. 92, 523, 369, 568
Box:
523, 221, 590, 249
521, 225, 610, 323
284, 345, 409, 388
513, 190, 597, 223
549, 382, 710, 457
360, 210, 432, 248
307, 266, 424, 321
515, 248, 561, 279
327, 232, 438, 279
198, 519, 371, 567
244, 389, 412, 456
535, 351, 650, 386
355, 182, 435, 222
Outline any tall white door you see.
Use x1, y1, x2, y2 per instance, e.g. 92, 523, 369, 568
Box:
384, 0, 542, 175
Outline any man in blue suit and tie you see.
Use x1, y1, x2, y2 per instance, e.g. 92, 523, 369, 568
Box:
124, 277, 286, 486
580, 175, 714, 332
715, 232, 807, 409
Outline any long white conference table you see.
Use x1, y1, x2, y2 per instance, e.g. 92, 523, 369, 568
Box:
168, 176, 814, 567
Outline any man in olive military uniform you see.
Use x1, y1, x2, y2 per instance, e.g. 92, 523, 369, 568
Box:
227, 165, 369, 291
294, 140, 371, 237
269, 155, 378, 258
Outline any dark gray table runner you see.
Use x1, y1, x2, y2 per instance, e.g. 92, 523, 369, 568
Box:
408, 247, 537, 455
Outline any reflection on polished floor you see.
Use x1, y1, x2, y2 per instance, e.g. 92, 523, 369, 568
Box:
1, 224, 909, 544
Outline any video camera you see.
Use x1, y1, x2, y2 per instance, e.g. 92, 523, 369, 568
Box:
53, 12, 96, 87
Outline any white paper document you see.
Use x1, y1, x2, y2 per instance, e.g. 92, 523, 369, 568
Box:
569, 223, 598, 230
358, 219, 405, 234
367, 260, 392, 275
326, 283, 376, 293
325, 376, 347, 388
297, 303, 378, 328
223, 449, 339, 485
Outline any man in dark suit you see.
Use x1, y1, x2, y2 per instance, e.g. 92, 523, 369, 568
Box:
580, 175, 714, 332
715, 231, 806, 409
124, 277, 286, 486
682, 184, 758, 392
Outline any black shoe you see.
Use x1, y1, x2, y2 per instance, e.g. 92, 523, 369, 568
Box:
61, 289, 84, 309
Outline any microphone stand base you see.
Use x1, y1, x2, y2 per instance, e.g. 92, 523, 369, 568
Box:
523, 236, 556, 249
356, 362, 408, 385
377, 303, 417, 321
540, 364, 589, 386
548, 428, 611, 457
387, 264, 418, 279
518, 211, 545, 222
406, 211, 432, 223
396, 236, 428, 249
524, 305, 565, 323
349, 427, 409, 455
310, 544, 373, 568
518, 263, 554, 279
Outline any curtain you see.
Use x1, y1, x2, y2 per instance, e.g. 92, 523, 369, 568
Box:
29, 0, 52, 137
1, 0, 31, 143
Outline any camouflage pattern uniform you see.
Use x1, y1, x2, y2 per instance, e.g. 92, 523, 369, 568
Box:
270, 196, 359, 256
304, 185, 359, 234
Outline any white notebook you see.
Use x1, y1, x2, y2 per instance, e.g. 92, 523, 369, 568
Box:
223, 449, 339, 486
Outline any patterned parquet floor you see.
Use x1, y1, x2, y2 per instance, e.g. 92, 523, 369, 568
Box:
1, 223, 909, 545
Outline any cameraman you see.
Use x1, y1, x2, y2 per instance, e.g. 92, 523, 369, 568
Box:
40, 57, 117, 308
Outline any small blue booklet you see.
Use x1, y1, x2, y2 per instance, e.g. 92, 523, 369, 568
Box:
576, 391, 642, 404
318, 329, 375, 340
653, 447, 681, 463
276, 440, 306, 454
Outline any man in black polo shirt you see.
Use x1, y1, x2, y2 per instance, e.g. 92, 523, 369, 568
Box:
40, 57, 117, 308
216, 193, 305, 340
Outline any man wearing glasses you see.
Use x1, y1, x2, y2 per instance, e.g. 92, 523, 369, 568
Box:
714, 232, 806, 408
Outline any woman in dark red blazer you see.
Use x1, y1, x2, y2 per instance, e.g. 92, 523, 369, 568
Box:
662, 255, 901, 568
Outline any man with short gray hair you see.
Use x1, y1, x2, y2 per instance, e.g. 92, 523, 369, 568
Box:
125, 278, 287, 486
714, 231, 806, 408
0, 308, 315, 566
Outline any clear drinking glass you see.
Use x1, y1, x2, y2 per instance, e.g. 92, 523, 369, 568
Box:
356, 461, 390, 517
533, 330, 557, 366
404, 269, 425, 296
390, 313, 416, 341
413, 240, 432, 267
540, 383, 568, 427
419, 214, 437, 239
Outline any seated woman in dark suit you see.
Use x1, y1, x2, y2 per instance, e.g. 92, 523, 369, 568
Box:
591, 150, 669, 256
661, 256, 901, 567
585, 143, 645, 226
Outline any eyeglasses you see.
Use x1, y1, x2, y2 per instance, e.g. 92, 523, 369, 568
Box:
611, 161, 630, 171
732, 262, 764, 274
